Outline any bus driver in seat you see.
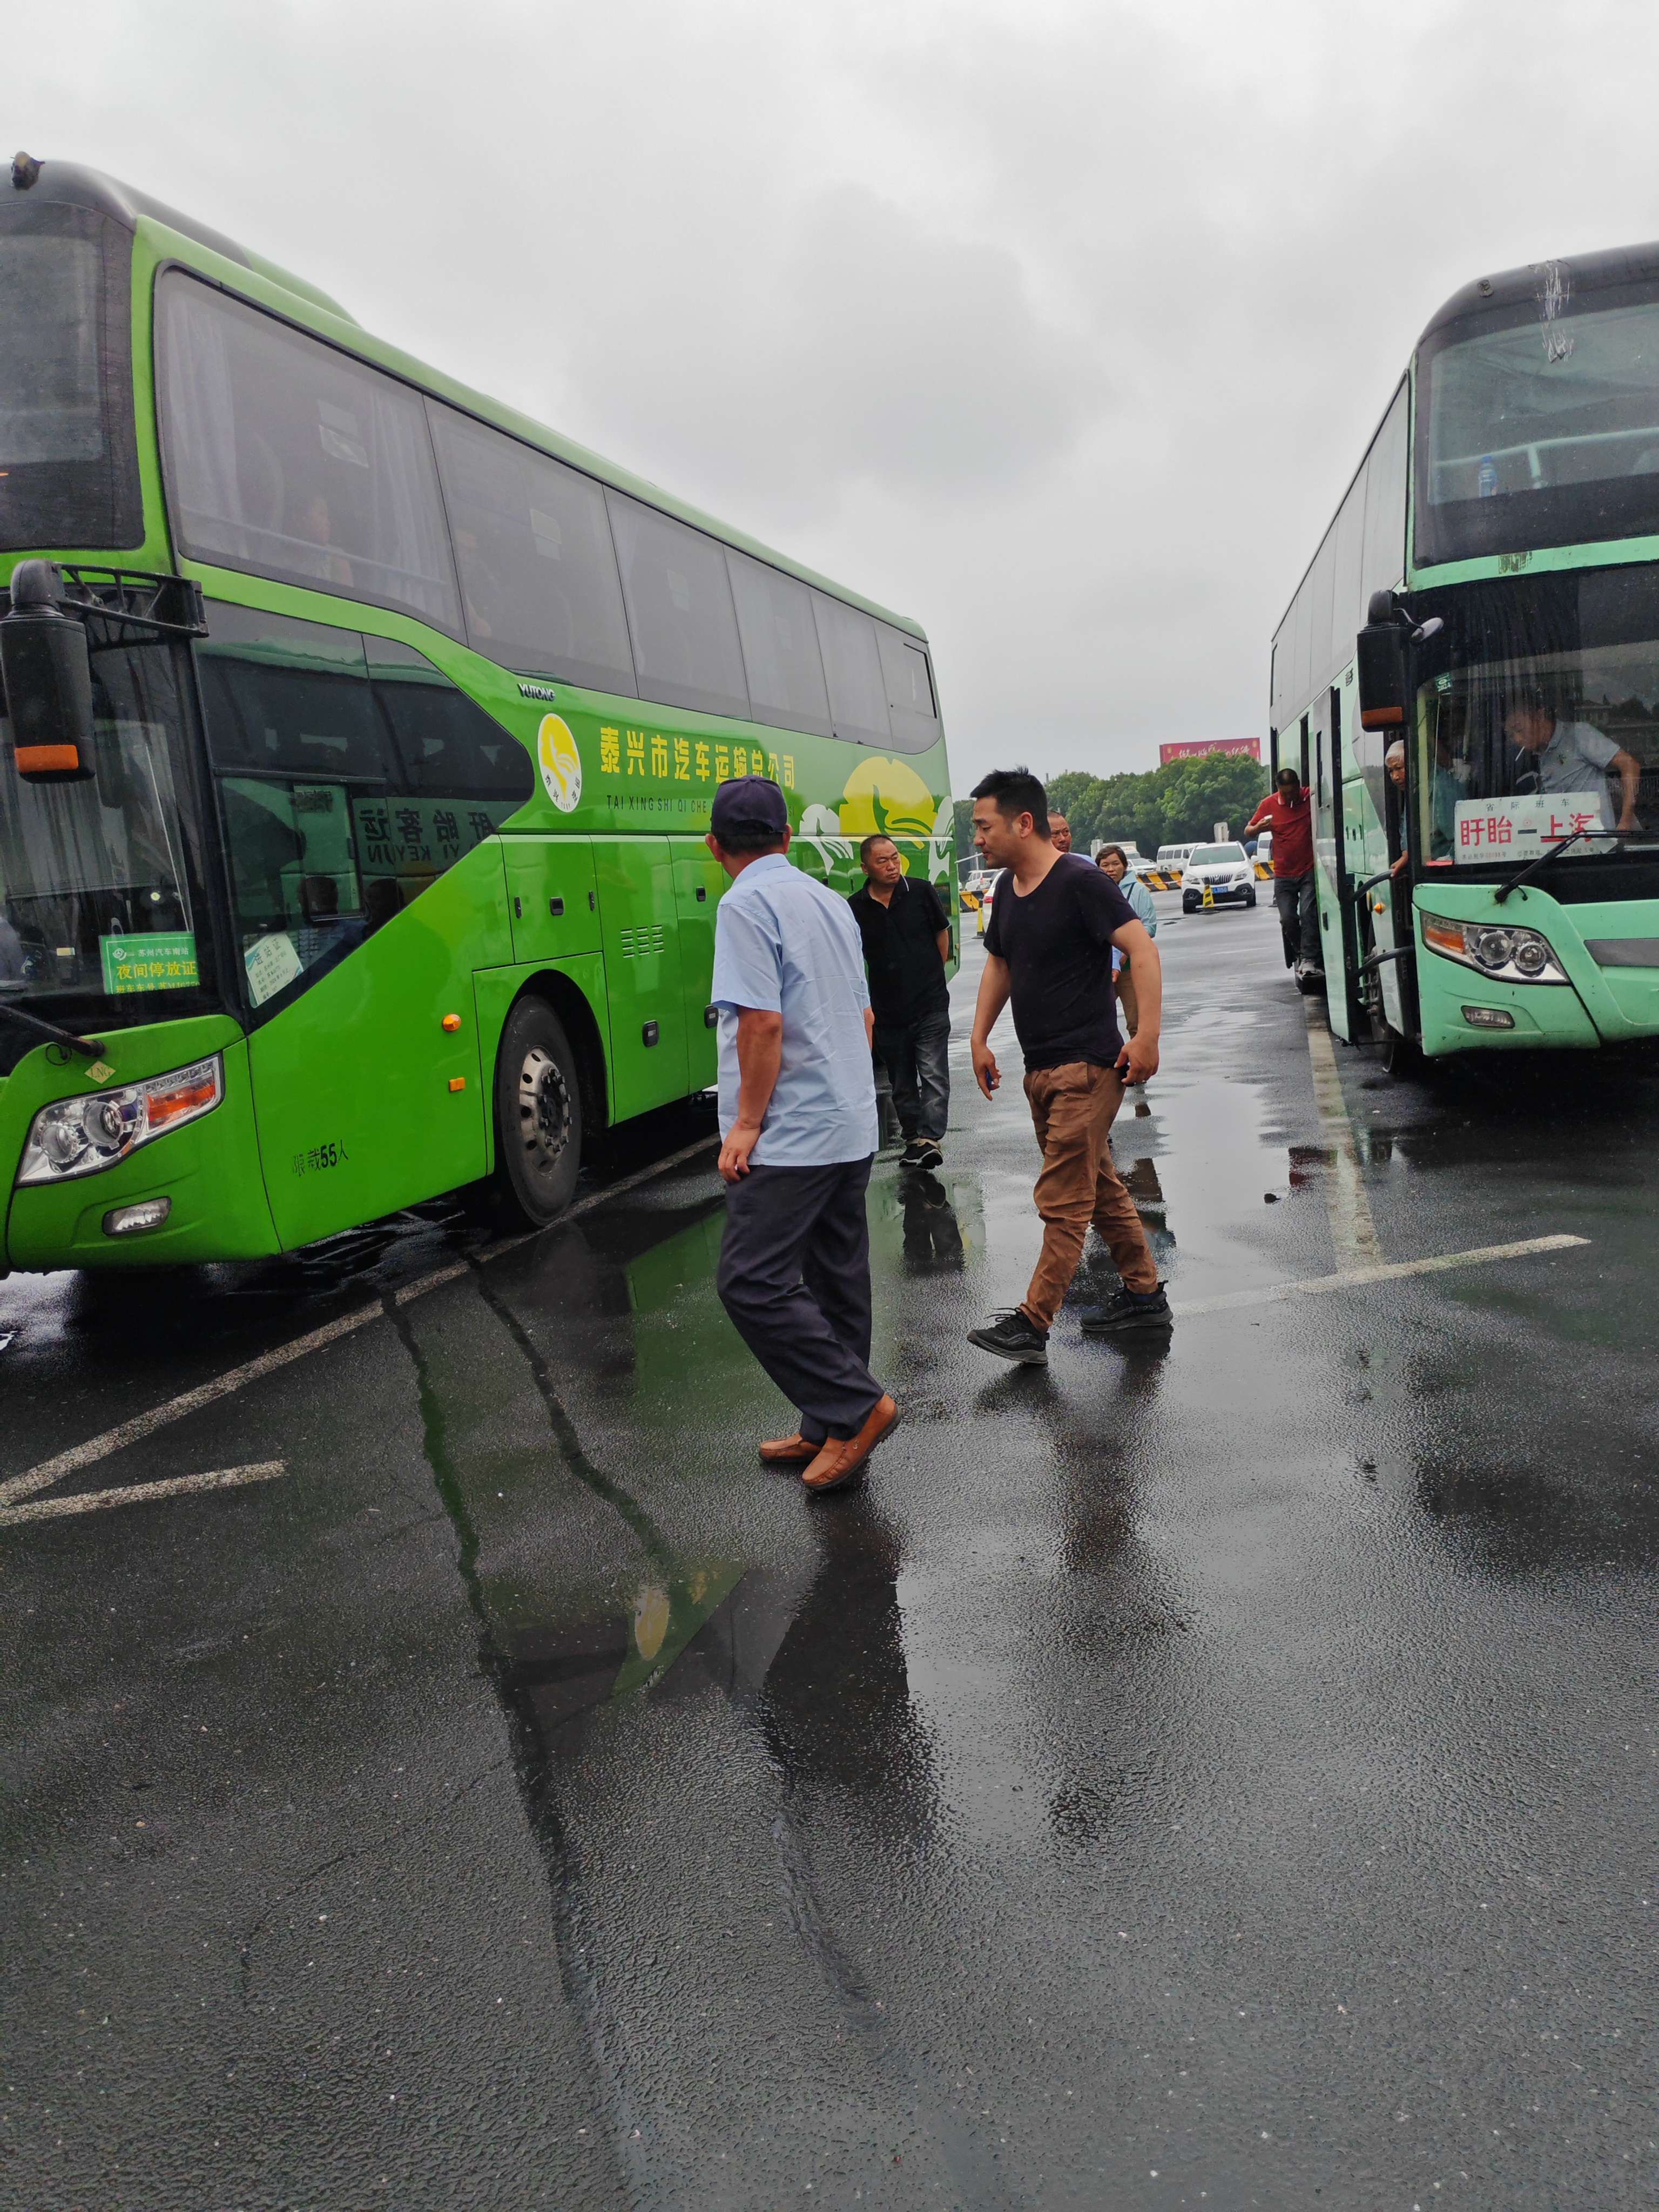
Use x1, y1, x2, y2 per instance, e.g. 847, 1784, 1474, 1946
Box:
1503, 692, 1640, 834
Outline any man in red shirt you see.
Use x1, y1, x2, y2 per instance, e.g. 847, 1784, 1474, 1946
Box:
1245, 767, 1319, 974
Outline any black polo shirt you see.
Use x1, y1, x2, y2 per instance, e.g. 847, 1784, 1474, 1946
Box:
848, 873, 951, 1024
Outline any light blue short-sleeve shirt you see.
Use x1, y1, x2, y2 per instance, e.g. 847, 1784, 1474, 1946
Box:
711, 853, 878, 1166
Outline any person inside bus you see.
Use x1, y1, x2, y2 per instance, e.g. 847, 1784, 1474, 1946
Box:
1503, 692, 1640, 832
1386, 741, 1410, 877
1243, 766, 1317, 971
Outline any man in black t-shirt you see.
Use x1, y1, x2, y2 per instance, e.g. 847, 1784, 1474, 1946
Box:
967, 767, 1171, 1365
848, 834, 953, 1170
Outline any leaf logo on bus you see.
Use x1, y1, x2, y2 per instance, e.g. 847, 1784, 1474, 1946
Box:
536, 714, 582, 814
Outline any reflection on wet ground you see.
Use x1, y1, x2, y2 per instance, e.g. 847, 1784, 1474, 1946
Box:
5, 902, 1659, 2207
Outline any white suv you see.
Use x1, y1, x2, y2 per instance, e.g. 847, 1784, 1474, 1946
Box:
1180, 843, 1257, 913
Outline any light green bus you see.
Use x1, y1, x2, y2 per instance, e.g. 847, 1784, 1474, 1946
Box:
1271, 240, 1659, 1065
0, 157, 953, 1271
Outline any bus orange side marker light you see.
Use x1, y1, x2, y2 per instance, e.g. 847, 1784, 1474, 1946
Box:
448, 1077, 467, 1092
441, 1013, 462, 1031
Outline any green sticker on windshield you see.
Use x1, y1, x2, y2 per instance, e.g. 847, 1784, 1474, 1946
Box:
100, 933, 199, 995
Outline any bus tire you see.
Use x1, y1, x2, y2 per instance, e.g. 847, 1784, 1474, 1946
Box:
1378, 1024, 1420, 1077
493, 996, 583, 1227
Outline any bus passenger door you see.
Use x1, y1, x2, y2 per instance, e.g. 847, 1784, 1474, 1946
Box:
592, 837, 689, 1117
672, 838, 726, 1091
1311, 685, 1360, 1040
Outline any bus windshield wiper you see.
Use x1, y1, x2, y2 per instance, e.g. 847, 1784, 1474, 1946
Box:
0, 1001, 105, 1058
1494, 827, 1593, 905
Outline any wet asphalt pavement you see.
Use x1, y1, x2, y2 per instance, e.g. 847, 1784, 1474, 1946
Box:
3, 893, 1657, 2211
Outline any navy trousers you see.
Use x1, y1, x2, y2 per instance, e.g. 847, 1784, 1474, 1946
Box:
717, 1155, 882, 1445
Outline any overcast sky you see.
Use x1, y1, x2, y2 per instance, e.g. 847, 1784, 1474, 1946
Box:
13, 0, 1659, 788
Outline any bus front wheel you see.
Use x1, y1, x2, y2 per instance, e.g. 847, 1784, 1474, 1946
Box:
494, 997, 584, 1226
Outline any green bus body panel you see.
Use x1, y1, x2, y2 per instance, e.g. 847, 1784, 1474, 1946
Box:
1, 1016, 280, 1269
673, 841, 728, 1092
248, 843, 507, 1247
594, 839, 690, 1115
1410, 883, 1659, 1055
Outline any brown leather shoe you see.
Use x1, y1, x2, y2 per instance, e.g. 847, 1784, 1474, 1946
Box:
758, 1432, 820, 1467
801, 1395, 900, 1494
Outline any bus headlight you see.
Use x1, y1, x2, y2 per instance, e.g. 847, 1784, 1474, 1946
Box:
1420, 914, 1568, 984
16, 1055, 224, 1185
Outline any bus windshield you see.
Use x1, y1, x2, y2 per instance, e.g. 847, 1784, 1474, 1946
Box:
1413, 568, 1659, 867
0, 640, 213, 1017
1418, 281, 1659, 566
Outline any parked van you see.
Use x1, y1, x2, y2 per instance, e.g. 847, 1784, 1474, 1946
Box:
1155, 843, 1197, 876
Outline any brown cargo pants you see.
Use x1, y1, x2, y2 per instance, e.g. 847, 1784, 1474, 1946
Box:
1020, 1060, 1160, 1330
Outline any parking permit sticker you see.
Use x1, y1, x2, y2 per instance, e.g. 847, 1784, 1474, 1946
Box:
537, 715, 582, 813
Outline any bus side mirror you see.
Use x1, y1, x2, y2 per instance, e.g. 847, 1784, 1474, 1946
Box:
1, 562, 95, 781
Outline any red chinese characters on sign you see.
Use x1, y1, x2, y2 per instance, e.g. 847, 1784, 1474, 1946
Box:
1459, 812, 1515, 852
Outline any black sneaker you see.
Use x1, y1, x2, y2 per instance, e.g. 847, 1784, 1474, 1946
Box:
967, 1309, 1050, 1365
899, 1138, 930, 1167
1080, 1285, 1174, 1334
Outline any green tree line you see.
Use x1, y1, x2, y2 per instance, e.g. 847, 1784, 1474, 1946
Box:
952, 752, 1268, 866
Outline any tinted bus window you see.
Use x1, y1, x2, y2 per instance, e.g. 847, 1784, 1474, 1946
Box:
427, 404, 636, 694
157, 273, 461, 635
0, 200, 141, 554
367, 635, 536, 799
198, 604, 525, 1015
197, 603, 382, 778
1363, 382, 1408, 605
727, 550, 832, 737
877, 624, 940, 754
607, 493, 750, 720
812, 594, 891, 746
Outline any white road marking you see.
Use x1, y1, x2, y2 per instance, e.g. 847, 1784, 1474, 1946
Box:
0, 1305, 381, 1510
0, 1133, 722, 1521
1169, 1233, 1589, 1318
1303, 1007, 1384, 1267
0, 1460, 288, 1527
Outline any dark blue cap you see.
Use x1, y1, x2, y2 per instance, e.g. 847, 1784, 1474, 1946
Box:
710, 774, 789, 840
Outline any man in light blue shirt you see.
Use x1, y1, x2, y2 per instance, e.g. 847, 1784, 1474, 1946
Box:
709, 777, 898, 1494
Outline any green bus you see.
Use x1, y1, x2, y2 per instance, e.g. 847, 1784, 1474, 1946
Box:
0, 157, 953, 1271
1271, 240, 1659, 1065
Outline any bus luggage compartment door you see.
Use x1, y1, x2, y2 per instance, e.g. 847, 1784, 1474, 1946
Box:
502, 834, 601, 963
672, 838, 726, 1091
592, 837, 690, 1117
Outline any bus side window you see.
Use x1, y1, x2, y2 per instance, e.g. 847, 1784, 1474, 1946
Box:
876, 624, 940, 756
812, 594, 891, 747
606, 493, 751, 722
427, 403, 637, 696
157, 272, 461, 637
727, 550, 832, 739
365, 635, 532, 913
199, 603, 534, 1017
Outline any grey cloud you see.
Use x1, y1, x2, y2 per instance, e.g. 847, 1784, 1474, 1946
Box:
11, 0, 1659, 788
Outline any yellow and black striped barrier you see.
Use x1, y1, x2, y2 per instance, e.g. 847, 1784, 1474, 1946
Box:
1140, 868, 1183, 890
1254, 858, 1273, 880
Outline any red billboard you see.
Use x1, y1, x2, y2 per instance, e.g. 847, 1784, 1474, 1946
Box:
1158, 738, 1262, 766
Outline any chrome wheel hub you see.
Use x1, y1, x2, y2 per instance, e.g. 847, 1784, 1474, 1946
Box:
517, 1045, 571, 1179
